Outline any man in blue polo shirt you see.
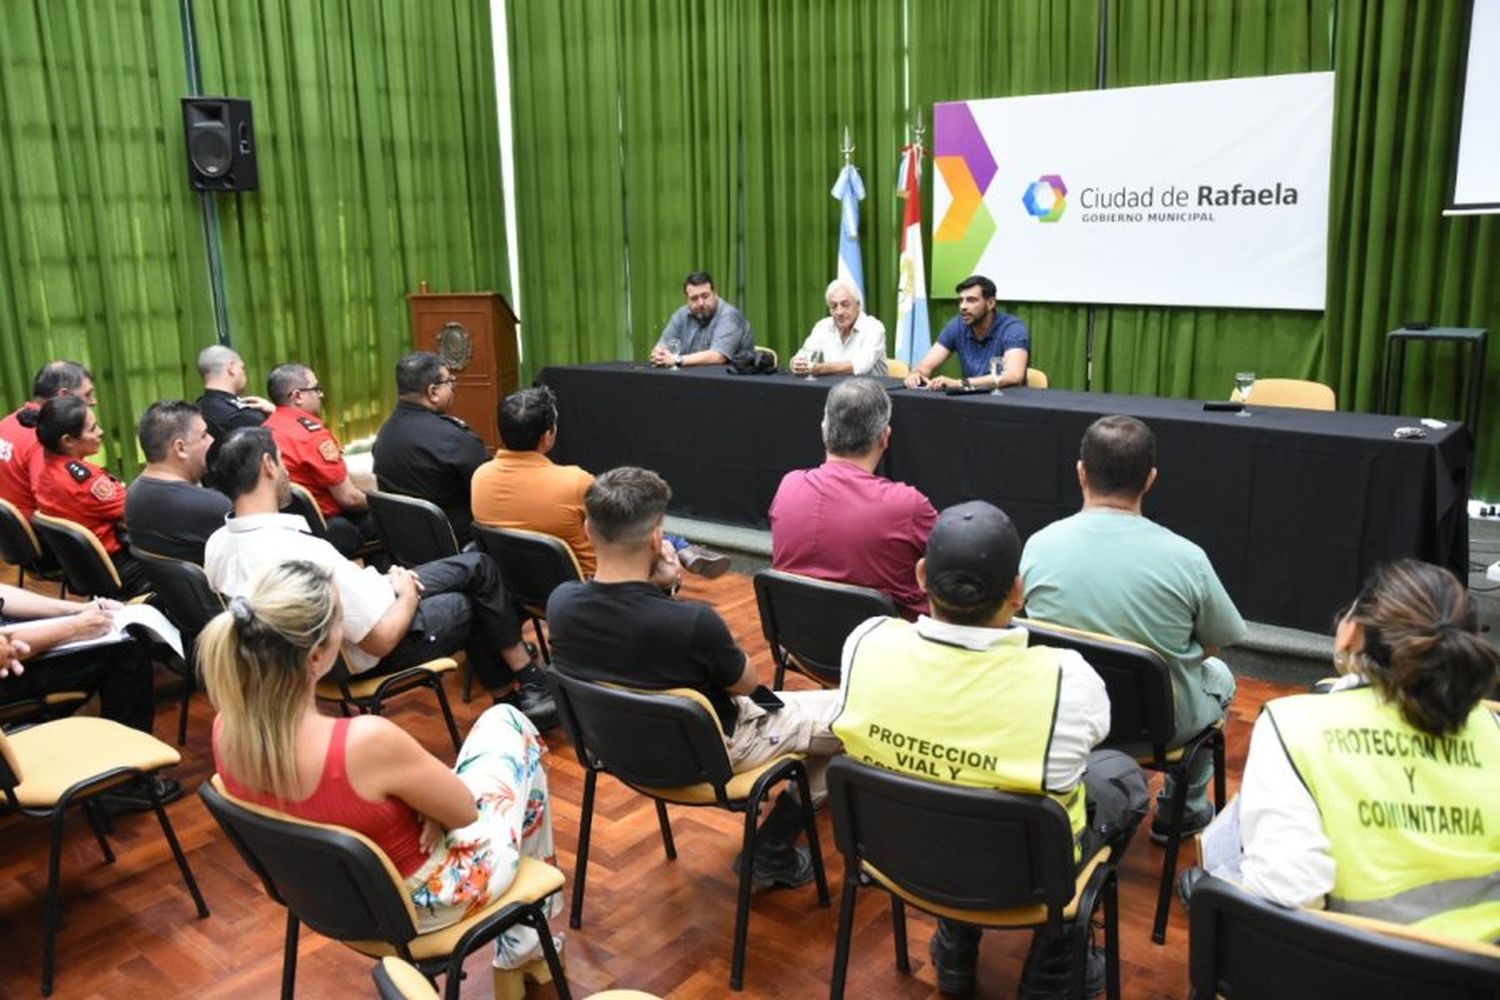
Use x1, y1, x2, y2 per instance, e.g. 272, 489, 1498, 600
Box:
904, 274, 1029, 390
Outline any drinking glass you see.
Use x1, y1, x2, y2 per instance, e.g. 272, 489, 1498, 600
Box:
989, 356, 1004, 395
666, 337, 682, 369
1234, 371, 1256, 417
806, 349, 823, 380
793, 348, 810, 377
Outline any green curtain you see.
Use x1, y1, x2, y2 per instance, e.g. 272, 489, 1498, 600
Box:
0, 0, 213, 474
910, 0, 1100, 387
194, 0, 510, 440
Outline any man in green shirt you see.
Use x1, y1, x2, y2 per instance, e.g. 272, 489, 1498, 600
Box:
1021, 415, 1245, 839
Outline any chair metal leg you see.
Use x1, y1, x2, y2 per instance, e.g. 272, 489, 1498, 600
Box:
793, 767, 830, 905
430, 675, 462, 752
730, 794, 762, 991
528, 905, 572, 1000
772, 650, 786, 691
176, 678, 192, 746
150, 781, 209, 919
1212, 731, 1227, 807
531, 618, 551, 664
1152, 764, 1192, 944
890, 896, 910, 973
281, 911, 300, 1000
84, 799, 115, 863
829, 874, 860, 1000
569, 769, 597, 930
1104, 870, 1121, 1000
462, 658, 475, 703
41, 810, 67, 996
655, 800, 677, 860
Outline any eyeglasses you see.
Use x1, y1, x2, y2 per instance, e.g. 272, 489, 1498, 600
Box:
296, 384, 324, 396
433, 377, 459, 387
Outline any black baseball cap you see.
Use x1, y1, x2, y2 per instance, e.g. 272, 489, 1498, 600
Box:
924, 500, 1021, 608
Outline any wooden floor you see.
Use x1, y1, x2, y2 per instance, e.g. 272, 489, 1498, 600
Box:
0, 568, 1294, 1000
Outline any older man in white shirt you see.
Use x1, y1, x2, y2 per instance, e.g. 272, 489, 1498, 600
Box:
790, 280, 888, 377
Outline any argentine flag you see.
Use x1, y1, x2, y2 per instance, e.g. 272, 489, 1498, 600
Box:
831, 163, 866, 302
894, 144, 930, 367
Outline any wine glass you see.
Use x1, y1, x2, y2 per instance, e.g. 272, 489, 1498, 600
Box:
1234, 371, 1256, 417
989, 356, 1004, 395
665, 337, 682, 369
806, 349, 823, 381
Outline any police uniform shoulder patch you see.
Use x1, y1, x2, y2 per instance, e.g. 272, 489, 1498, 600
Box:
318, 438, 341, 462
90, 476, 117, 501
66, 461, 91, 482
441, 414, 470, 429
296, 416, 323, 432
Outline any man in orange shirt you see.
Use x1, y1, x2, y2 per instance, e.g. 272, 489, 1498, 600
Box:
263, 362, 379, 558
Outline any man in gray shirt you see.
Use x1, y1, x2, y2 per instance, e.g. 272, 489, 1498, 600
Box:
649, 270, 755, 367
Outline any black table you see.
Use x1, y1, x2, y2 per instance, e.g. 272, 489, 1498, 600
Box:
539, 363, 1471, 633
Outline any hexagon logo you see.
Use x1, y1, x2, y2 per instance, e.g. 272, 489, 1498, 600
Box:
1022, 174, 1068, 223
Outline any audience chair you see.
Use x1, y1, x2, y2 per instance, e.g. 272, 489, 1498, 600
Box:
0, 689, 90, 729
285, 482, 387, 564
366, 491, 460, 568
30, 511, 132, 599
752, 569, 899, 689
317, 655, 463, 753
0, 496, 66, 593
471, 524, 582, 697
130, 548, 220, 745
545, 671, 829, 991
826, 756, 1121, 1000
885, 359, 910, 379
200, 776, 568, 1000
2, 717, 208, 995
1230, 378, 1336, 411
1026, 368, 1051, 389
1018, 618, 1225, 945
1188, 875, 1500, 999
374, 958, 660, 1000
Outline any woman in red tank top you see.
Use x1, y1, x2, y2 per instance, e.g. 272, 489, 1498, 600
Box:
199, 559, 560, 966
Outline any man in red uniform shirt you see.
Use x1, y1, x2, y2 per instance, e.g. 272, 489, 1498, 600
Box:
0, 360, 94, 519
263, 362, 379, 558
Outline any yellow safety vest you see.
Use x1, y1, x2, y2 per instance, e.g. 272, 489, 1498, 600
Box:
1267, 686, 1500, 942
833, 618, 1088, 854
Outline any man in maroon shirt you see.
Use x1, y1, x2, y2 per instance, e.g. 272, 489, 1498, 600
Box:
769, 377, 937, 618
0, 361, 94, 519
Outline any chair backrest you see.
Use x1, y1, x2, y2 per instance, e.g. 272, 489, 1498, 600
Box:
471, 523, 583, 612
1017, 617, 1176, 757
1231, 377, 1336, 411
1026, 368, 1050, 389
373, 957, 439, 1000
753, 569, 899, 685
885, 358, 910, 379
1188, 875, 1500, 999
0, 727, 24, 795
198, 776, 421, 949
546, 670, 734, 793
826, 756, 1081, 932
366, 491, 459, 567
131, 548, 225, 633
0, 496, 50, 572
30, 511, 123, 597
283, 482, 328, 534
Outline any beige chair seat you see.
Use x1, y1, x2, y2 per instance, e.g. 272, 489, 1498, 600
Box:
863, 846, 1109, 926
6, 716, 180, 807
347, 856, 565, 961
316, 657, 458, 701
633, 752, 807, 805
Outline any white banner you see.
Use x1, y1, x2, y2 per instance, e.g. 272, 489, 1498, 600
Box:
932, 72, 1334, 310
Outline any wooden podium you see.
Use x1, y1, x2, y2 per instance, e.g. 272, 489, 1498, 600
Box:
407, 291, 519, 451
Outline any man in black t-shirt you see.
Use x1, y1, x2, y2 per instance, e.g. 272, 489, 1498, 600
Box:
194, 345, 273, 487
125, 401, 231, 565
547, 466, 842, 890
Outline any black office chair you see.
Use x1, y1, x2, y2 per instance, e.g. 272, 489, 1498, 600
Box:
316, 654, 463, 753
131, 548, 221, 745
30, 511, 131, 599
1188, 875, 1500, 999
471, 523, 582, 700
1018, 618, 1226, 944
752, 569, 898, 689
282, 482, 328, 536
366, 491, 459, 568
545, 670, 829, 991
200, 776, 568, 1000
826, 756, 1121, 1000
0, 497, 66, 593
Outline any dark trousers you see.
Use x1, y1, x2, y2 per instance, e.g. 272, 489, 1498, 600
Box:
324, 510, 382, 559
938, 750, 1149, 973
110, 550, 153, 599
0, 637, 156, 733
367, 551, 524, 692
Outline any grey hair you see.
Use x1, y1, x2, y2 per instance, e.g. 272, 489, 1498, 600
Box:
197, 344, 240, 378
825, 279, 862, 309
822, 377, 890, 456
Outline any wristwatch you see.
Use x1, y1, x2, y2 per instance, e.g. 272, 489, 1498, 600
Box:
961, 378, 972, 389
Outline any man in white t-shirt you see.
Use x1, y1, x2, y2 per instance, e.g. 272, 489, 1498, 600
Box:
790, 280, 888, 377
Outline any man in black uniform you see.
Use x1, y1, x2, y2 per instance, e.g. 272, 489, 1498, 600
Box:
372, 351, 491, 544
195, 344, 272, 485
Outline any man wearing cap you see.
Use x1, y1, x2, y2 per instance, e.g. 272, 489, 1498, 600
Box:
1021, 415, 1244, 844
834, 500, 1146, 998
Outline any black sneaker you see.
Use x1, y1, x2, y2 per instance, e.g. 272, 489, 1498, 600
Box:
927, 925, 978, 996
731, 845, 814, 890
1150, 803, 1215, 844
98, 776, 184, 815
1017, 941, 1105, 1000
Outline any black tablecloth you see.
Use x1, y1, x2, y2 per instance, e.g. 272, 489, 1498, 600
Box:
539, 363, 1471, 633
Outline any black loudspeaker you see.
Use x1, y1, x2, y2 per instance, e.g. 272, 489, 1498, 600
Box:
182, 96, 259, 192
